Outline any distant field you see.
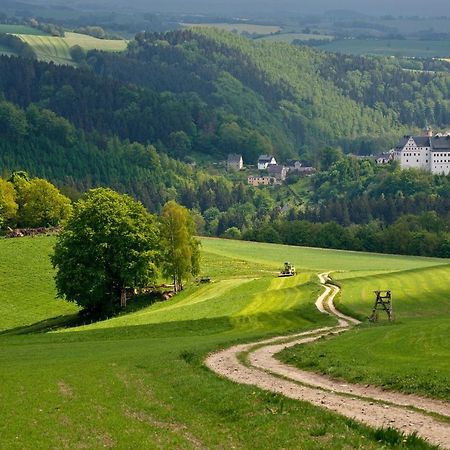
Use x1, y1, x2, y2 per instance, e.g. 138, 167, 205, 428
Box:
63, 32, 128, 52
0, 24, 47, 35
200, 237, 447, 272
319, 38, 450, 58
19, 34, 72, 64
258, 32, 334, 43
17, 32, 128, 65
378, 17, 450, 35
182, 22, 282, 35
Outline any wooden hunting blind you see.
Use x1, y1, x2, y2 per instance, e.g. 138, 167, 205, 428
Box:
369, 290, 393, 322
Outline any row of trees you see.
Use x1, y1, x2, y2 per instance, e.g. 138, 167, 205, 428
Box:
242, 214, 450, 258
52, 189, 200, 315
28, 18, 65, 37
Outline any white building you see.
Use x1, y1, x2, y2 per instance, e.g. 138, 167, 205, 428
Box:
257, 155, 277, 170
394, 132, 450, 175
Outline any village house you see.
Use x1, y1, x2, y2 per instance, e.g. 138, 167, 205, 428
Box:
268, 164, 288, 181
286, 159, 303, 172
285, 159, 316, 176
227, 154, 244, 171
375, 151, 394, 165
257, 155, 277, 170
394, 128, 450, 175
247, 175, 276, 186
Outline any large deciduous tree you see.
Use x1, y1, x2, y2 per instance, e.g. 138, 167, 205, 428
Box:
159, 201, 200, 292
17, 178, 72, 228
52, 188, 160, 314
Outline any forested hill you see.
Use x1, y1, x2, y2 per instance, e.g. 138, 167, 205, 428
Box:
87, 29, 450, 154
1, 29, 450, 164
1, 29, 449, 256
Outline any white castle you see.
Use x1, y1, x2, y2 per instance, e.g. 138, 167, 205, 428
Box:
394, 128, 450, 175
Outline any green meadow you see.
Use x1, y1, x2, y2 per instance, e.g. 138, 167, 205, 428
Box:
319, 38, 450, 58
17, 32, 128, 65
0, 235, 447, 448
280, 264, 450, 400
0, 24, 47, 35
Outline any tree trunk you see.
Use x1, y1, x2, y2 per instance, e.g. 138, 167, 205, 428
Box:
120, 288, 127, 308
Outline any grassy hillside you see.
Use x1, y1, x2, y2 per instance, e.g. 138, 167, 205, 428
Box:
17, 32, 128, 64
0, 235, 447, 448
63, 32, 128, 51
0, 236, 78, 332
333, 265, 450, 320
280, 264, 450, 400
200, 237, 447, 272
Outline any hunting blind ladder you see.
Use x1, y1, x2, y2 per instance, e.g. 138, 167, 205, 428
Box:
369, 290, 393, 322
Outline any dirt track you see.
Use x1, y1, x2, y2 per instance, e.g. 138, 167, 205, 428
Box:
205, 273, 450, 448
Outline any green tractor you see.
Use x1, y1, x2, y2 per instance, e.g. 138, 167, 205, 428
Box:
279, 262, 296, 277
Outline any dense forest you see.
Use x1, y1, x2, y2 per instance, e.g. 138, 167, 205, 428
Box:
0, 28, 449, 257
3, 29, 450, 161
243, 156, 450, 257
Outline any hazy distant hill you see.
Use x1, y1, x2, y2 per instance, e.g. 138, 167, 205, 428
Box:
3, 0, 450, 17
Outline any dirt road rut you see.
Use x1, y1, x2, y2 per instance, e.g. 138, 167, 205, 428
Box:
205, 273, 450, 448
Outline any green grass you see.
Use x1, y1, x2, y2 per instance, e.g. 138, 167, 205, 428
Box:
0, 236, 446, 448
17, 32, 128, 65
18, 34, 72, 64
0, 236, 78, 332
200, 237, 447, 272
332, 265, 450, 320
0, 24, 48, 35
280, 264, 450, 400
319, 38, 450, 58
63, 32, 128, 52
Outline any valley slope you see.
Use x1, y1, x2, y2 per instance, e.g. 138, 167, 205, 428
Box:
0, 236, 448, 448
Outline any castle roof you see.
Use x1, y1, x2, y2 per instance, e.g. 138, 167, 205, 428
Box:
396, 135, 450, 152
431, 135, 450, 151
